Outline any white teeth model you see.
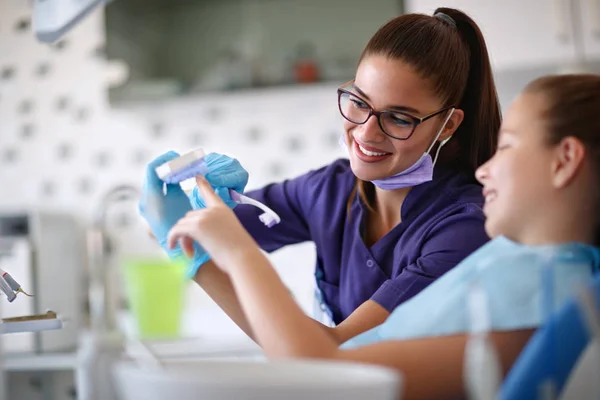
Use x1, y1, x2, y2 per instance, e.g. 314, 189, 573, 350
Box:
359, 144, 388, 157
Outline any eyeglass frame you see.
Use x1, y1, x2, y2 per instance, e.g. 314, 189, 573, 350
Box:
337, 82, 455, 141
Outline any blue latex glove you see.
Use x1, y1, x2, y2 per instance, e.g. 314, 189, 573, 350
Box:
138, 151, 210, 278
189, 152, 249, 209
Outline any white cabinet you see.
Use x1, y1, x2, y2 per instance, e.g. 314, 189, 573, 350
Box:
578, 0, 600, 61
404, 0, 600, 71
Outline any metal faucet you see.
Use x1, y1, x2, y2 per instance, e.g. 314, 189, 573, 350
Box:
76, 184, 141, 400
86, 184, 140, 333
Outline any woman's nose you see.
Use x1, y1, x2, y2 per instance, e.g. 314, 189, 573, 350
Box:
356, 114, 386, 142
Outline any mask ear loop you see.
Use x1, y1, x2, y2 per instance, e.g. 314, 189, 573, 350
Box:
427, 108, 455, 166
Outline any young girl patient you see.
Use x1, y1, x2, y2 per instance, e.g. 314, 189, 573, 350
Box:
166, 74, 600, 400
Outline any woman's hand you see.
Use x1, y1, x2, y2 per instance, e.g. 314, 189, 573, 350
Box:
167, 176, 260, 273
189, 152, 249, 209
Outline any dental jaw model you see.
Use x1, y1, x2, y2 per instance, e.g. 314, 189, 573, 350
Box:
155, 148, 281, 228
155, 149, 210, 186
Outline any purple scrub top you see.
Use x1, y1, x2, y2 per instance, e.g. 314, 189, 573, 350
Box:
234, 158, 489, 324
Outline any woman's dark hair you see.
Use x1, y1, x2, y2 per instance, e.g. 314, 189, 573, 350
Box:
347, 7, 501, 213
524, 74, 600, 245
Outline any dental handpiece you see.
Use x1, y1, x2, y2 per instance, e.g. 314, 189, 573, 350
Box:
0, 275, 16, 302
0, 268, 33, 298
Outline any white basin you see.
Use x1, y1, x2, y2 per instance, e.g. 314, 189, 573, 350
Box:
113, 358, 402, 400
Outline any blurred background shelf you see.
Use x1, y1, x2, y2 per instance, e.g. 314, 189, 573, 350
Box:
105, 0, 404, 103
3, 353, 77, 372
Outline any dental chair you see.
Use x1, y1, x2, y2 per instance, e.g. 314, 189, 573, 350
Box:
500, 273, 600, 399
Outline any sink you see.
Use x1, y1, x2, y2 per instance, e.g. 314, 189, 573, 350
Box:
138, 335, 264, 360
113, 358, 402, 400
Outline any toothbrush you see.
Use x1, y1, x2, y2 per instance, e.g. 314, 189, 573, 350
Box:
228, 190, 281, 228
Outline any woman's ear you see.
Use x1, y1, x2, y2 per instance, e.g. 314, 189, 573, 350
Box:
552, 136, 586, 188
439, 108, 464, 142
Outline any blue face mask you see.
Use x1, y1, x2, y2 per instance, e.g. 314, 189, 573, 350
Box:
371, 108, 454, 190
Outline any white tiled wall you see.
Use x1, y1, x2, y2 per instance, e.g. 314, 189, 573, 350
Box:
109, 84, 348, 333
0, 2, 348, 343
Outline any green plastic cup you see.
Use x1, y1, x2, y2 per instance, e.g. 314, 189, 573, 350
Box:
122, 257, 187, 339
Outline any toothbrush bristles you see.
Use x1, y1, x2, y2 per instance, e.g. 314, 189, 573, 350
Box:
259, 213, 279, 228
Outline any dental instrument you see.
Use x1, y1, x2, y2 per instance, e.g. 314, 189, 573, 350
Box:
0, 269, 33, 298
0, 276, 15, 303
0, 268, 34, 303
0, 266, 60, 333
155, 148, 281, 228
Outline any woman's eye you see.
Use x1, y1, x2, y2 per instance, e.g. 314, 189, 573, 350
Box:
350, 98, 368, 109
389, 115, 412, 127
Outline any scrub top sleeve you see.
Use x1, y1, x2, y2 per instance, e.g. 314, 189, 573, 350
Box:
234, 163, 335, 253
371, 209, 489, 312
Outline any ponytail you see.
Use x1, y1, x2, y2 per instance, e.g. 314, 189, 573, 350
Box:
437, 7, 501, 175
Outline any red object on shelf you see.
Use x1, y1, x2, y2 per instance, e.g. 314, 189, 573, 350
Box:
294, 61, 319, 83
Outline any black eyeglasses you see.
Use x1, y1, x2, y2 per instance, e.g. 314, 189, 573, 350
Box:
337, 83, 454, 140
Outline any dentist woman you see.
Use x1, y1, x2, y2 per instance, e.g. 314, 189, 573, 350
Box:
140, 7, 501, 344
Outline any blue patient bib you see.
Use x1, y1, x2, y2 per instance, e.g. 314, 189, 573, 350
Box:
342, 236, 600, 348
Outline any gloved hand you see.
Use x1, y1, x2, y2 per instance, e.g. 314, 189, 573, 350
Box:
138, 151, 210, 278
189, 152, 249, 209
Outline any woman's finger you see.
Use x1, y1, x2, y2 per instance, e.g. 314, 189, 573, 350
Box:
180, 236, 195, 258
196, 176, 225, 207
167, 221, 190, 249
167, 216, 202, 249
167, 229, 180, 249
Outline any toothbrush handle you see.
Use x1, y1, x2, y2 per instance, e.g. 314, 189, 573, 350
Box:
226, 189, 281, 227
228, 189, 242, 203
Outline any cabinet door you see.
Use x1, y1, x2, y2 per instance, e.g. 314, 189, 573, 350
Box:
404, 0, 578, 71
578, 0, 600, 61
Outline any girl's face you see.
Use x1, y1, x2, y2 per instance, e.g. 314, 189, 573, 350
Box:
475, 92, 557, 240
343, 55, 463, 182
